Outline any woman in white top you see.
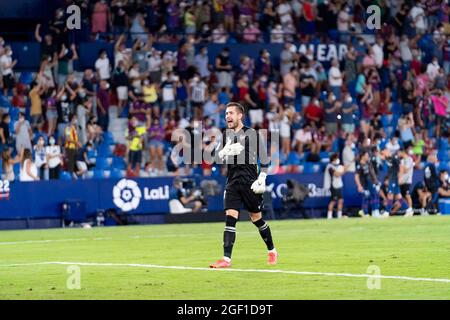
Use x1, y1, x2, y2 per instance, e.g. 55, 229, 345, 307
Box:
46, 136, 62, 179
33, 136, 48, 180
1, 149, 20, 182
20, 148, 39, 182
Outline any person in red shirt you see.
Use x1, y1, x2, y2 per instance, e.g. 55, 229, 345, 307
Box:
303, 98, 323, 128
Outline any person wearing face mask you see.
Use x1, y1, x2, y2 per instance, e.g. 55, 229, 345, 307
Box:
324, 93, 339, 135
126, 115, 146, 177
355, 150, 381, 218
33, 136, 48, 180
342, 135, 356, 172
194, 46, 210, 79
45, 136, 62, 180
64, 114, 81, 175
323, 153, 347, 219
0, 46, 17, 97
438, 170, 450, 200
189, 74, 208, 120
96, 80, 111, 132
341, 93, 357, 134
381, 148, 414, 217
215, 47, 232, 94
0, 114, 12, 150
14, 112, 33, 158
426, 57, 440, 81
399, 148, 416, 217
328, 59, 343, 100
75, 87, 90, 145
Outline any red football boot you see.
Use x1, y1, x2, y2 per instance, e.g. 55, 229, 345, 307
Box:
268, 251, 278, 265
209, 258, 231, 268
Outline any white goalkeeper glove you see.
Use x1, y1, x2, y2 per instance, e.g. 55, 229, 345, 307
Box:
251, 172, 267, 194
218, 140, 244, 160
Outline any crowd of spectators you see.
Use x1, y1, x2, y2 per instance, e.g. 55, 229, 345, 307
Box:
0, 0, 449, 194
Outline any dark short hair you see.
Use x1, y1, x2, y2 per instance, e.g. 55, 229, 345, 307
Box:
226, 102, 245, 114
330, 153, 339, 162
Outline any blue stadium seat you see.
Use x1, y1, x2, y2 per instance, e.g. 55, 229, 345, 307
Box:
96, 157, 109, 170
192, 166, 202, 175
97, 143, 112, 157
93, 169, 106, 179
286, 152, 301, 165
438, 150, 449, 162
319, 151, 330, 159
304, 162, 320, 174
211, 166, 220, 177
59, 171, 72, 180
103, 131, 115, 145
13, 163, 20, 177
111, 156, 126, 170
110, 168, 124, 179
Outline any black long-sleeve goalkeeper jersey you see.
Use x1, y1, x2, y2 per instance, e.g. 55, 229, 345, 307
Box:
220, 126, 270, 187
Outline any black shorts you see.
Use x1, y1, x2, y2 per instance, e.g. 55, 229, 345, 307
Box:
400, 184, 411, 198
192, 101, 204, 109
128, 150, 142, 167
330, 187, 343, 201
224, 183, 263, 213
2, 74, 15, 90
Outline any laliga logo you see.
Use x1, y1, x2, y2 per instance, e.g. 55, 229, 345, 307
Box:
113, 179, 142, 212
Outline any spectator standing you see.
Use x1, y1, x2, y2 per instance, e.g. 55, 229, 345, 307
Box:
65, 114, 80, 175
14, 112, 32, 154
33, 136, 48, 180
20, 148, 39, 182
45, 136, 62, 180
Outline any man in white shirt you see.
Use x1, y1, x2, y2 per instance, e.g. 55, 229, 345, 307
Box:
337, 6, 351, 33
271, 24, 284, 43
95, 49, 111, 81
293, 124, 313, 155
399, 148, 415, 216
280, 42, 295, 76
409, 3, 427, 34
0, 46, 17, 96
328, 59, 343, 100
399, 36, 412, 63
372, 38, 384, 69
194, 46, 210, 79
212, 24, 228, 44
426, 57, 440, 81
385, 136, 401, 154
277, 0, 293, 26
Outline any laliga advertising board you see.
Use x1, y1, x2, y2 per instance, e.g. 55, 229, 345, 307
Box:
107, 178, 171, 213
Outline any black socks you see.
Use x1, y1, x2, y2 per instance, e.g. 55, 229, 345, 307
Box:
253, 218, 275, 251
223, 215, 237, 259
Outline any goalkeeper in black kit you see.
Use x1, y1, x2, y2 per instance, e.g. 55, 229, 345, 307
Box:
209, 102, 278, 268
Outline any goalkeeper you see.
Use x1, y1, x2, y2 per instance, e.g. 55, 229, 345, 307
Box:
210, 102, 277, 268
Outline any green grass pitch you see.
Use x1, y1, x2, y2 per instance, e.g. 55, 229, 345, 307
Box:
1, 215, 450, 299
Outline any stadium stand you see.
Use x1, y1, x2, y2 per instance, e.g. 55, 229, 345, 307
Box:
0, 0, 449, 218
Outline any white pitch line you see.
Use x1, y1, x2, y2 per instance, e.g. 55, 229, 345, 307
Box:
0, 261, 450, 284
0, 238, 90, 245
0, 231, 260, 246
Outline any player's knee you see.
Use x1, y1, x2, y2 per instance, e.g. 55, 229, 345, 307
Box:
249, 212, 262, 222
225, 209, 239, 219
